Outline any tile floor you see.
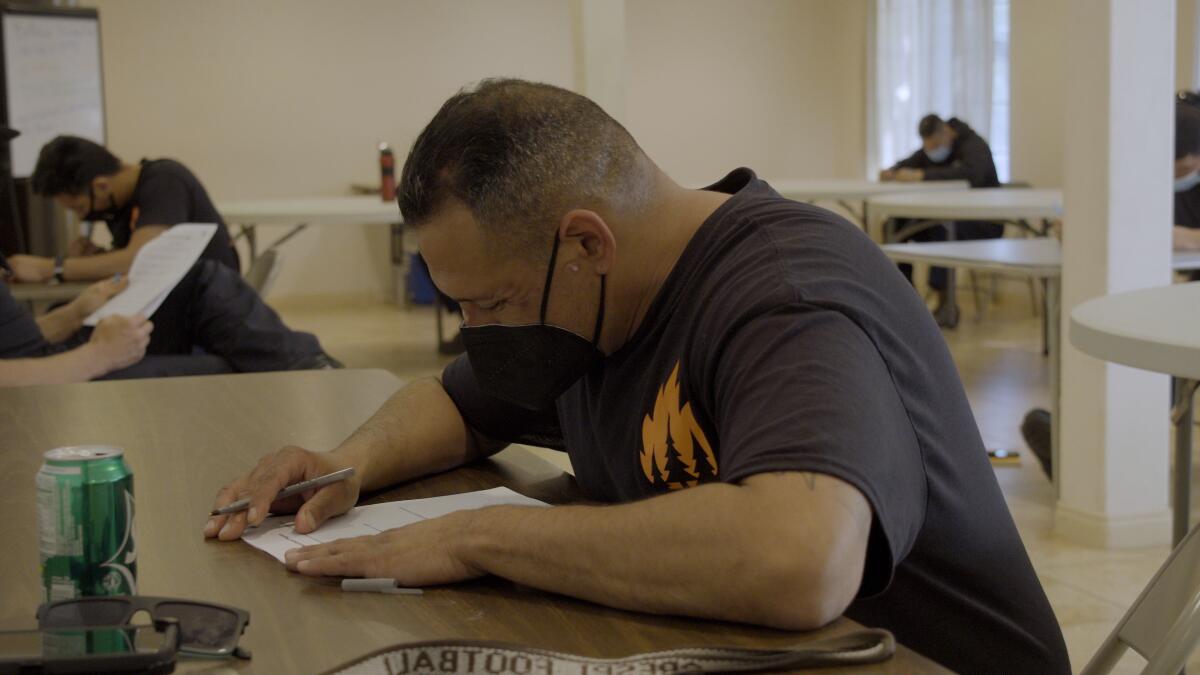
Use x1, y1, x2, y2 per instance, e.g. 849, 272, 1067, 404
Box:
275, 285, 1197, 674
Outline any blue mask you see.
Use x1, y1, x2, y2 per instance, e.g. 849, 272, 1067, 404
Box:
925, 145, 952, 163
1176, 171, 1200, 193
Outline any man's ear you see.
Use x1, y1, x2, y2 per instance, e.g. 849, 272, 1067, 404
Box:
90, 175, 111, 197
560, 209, 616, 275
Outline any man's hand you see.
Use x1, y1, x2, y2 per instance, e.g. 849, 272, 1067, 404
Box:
7, 254, 53, 283
893, 168, 924, 182
1174, 226, 1200, 251
87, 314, 152, 371
68, 236, 104, 257
205, 446, 361, 541
69, 276, 129, 321
878, 168, 897, 181
283, 510, 484, 586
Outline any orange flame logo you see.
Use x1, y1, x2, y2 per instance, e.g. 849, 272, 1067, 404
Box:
641, 362, 718, 490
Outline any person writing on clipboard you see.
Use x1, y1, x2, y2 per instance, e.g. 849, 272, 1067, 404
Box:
206, 80, 1068, 674
5, 136, 239, 283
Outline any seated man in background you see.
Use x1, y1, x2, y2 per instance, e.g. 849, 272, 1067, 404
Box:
5, 136, 239, 282
880, 114, 1003, 326
1172, 92, 1200, 253
206, 79, 1068, 674
1021, 98, 1200, 480
0, 252, 339, 386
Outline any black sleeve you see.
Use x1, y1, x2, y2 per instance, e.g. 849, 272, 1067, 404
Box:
922, 136, 996, 185
710, 306, 926, 597
441, 354, 566, 450
133, 172, 192, 227
0, 282, 55, 358
890, 149, 928, 170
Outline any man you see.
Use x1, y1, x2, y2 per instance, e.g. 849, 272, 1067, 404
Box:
880, 114, 1004, 326
1022, 99, 1200, 478
0, 252, 339, 385
6, 136, 238, 283
205, 80, 1069, 673
1172, 93, 1200, 252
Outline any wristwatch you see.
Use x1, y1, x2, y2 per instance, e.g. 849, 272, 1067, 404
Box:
53, 255, 65, 283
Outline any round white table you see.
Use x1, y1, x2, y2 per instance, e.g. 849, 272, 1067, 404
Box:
1070, 282, 1200, 546
767, 178, 969, 228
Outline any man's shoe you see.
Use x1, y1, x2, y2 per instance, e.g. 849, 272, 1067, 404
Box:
1021, 408, 1053, 480
932, 295, 960, 329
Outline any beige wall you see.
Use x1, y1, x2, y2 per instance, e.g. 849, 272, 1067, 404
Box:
625, 0, 867, 187
87, 0, 576, 303
1009, 0, 1067, 188
86, 0, 868, 302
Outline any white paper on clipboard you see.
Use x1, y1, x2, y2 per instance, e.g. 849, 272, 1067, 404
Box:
83, 223, 217, 326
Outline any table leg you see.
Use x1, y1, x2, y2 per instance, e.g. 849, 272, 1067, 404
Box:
1047, 276, 1062, 499
1171, 377, 1197, 547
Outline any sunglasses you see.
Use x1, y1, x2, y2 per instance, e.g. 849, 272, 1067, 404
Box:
37, 595, 251, 659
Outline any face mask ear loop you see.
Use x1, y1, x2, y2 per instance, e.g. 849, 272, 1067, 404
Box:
538, 235, 561, 325
591, 274, 606, 345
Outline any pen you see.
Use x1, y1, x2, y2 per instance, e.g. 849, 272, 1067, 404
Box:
209, 467, 355, 516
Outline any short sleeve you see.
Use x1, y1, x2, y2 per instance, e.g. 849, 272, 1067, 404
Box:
133, 173, 191, 227
711, 306, 927, 597
441, 354, 566, 450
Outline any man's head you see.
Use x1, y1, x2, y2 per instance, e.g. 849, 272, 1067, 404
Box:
31, 135, 123, 219
399, 78, 653, 334
1175, 99, 1200, 180
918, 114, 954, 161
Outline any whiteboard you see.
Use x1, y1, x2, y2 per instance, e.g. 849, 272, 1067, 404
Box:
2, 9, 104, 178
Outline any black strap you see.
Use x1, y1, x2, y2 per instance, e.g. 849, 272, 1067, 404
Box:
324, 629, 895, 674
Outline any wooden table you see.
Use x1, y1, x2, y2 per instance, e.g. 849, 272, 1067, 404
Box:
0, 370, 944, 673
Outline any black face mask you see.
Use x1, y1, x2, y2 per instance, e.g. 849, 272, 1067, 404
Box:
82, 185, 118, 222
460, 235, 606, 411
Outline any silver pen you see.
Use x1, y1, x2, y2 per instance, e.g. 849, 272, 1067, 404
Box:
209, 467, 355, 516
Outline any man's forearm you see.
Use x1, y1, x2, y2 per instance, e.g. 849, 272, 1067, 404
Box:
457, 472, 870, 630
63, 248, 135, 281
332, 377, 500, 492
0, 344, 110, 387
34, 304, 85, 344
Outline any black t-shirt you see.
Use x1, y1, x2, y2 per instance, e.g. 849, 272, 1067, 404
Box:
0, 253, 54, 358
442, 168, 1070, 673
1175, 184, 1200, 229
106, 159, 239, 270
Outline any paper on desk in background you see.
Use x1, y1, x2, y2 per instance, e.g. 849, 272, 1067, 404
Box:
241, 487, 549, 564
83, 223, 217, 326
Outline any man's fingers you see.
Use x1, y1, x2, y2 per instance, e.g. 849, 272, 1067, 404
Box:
294, 483, 353, 534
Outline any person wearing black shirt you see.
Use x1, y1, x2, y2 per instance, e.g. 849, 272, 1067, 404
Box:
0, 252, 339, 385
881, 114, 1004, 326
204, 80, 1069, 674
5, 136, 239, 283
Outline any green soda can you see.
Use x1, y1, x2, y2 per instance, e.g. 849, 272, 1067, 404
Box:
37, 446, 137, 603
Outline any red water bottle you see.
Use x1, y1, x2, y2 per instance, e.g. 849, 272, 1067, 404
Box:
379, 142, 396, 202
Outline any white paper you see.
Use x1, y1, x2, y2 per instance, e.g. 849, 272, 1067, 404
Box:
241, 487, 549, 564
83, 223, 218, 326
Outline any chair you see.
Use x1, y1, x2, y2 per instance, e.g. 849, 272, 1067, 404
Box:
1081, 522, 1200, 674
244, 248, 281, 296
